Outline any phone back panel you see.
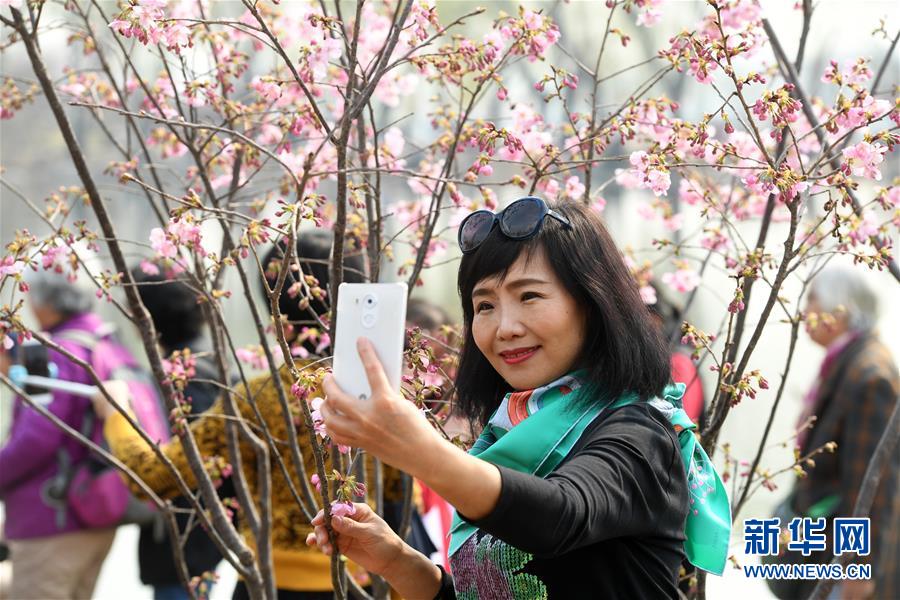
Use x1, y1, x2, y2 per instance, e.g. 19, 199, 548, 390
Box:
332, 282, 408, 400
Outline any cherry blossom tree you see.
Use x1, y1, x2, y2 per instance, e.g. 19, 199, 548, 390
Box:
1, 0, 897, 598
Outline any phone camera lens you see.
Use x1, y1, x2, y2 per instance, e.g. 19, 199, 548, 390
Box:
363, 294, 377, 307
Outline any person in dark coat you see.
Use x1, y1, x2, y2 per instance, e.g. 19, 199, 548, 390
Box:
794, 265, 899, 600
132, 266, 226, 600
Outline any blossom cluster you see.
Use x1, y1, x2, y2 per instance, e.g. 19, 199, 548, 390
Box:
108, 0, 192, 52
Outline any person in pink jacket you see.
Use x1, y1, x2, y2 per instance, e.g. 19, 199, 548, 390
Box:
0, 272, 123, 600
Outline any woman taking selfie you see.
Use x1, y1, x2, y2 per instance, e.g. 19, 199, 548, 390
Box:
311, 198, 730, 599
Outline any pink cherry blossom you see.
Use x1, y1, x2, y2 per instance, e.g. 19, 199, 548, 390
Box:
645, 169, 671, 196
330, 501, 356, 518
315, 334, 331, 355
251, 77, 282, 102
139, 260, 161, 276
564, 176, 585, 200
629, 151, 671, 196
108, 19, 131, 35
375, 72, 417, 108
886, 187, 900, 208
701, 229, 732, 252
640, 285, 658, 305
634, 0, 664, 27
235, 346, 269, 371
841, 141, 887, 181
824, 58, 873, 85
169, 218, 205, 253
662, 268, 701, 293
662, 213, 683, 232
149, 228, 177, 258
162, 352, 196, 381
0, 256, 25, 277
637, 202, 656, 221
679, 179, 704, 205
848, 210, 879, 245
835, 94, 892, 130
821, 60, 840, 85
540, 178, 560, 201
163, 22, 191, 51
310, 397, 327, 438
41, 246, 68, 273
615, 167, 643, 189
522, 9, 543, 31
661, 32, 719, 84
844, 58, 874, 85
751, 84, 801, 140
407, 0, 438, 41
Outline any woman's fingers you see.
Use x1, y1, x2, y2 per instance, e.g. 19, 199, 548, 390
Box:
347, 502, 373, 520
316, 526, 329, 548
305, 520, 366, 556
331, 514, 368, 538
356, 337, 393, 397
322, 374, 361, 416
319, 399, 359, 445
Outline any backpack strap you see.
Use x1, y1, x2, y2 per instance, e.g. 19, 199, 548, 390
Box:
53, 329, 101, 352
52, 328, 105, 436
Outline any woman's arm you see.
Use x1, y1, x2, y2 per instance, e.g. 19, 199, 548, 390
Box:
320, 338, 502, 520
468, 404, 686, 556
321, 340, 686, 558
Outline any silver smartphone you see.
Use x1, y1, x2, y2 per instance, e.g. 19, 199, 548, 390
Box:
332, 282, 408, 401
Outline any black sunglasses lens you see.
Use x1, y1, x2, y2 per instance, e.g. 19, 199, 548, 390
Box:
501, 198, 544, 238
460, 212, 494, 252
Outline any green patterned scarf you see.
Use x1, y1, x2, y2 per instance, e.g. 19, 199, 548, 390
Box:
448, 372, 732, 575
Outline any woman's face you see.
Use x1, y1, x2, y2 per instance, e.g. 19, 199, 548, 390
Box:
804, 293, 849, 348
471, 248, 586, 391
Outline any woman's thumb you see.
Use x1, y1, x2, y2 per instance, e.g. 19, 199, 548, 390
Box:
332, 515, 365, 537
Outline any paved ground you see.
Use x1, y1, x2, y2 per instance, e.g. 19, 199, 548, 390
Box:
93, 525, 237, 600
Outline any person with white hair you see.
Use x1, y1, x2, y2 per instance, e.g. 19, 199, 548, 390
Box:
0, 271, 122, 599
785, 264, 899, 600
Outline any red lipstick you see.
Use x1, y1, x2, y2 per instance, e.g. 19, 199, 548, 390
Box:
499, 346, 540, 365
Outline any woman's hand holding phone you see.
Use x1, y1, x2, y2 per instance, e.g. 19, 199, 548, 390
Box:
321, 337, 444, 479
323, 337, 503, 526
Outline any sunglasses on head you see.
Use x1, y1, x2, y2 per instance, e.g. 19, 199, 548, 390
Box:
457, 196, 572, 254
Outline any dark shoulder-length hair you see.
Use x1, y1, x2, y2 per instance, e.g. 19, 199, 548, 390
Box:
455, 200, 671, 427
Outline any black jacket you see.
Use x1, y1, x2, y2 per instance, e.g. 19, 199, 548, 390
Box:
139, 346, 226, 586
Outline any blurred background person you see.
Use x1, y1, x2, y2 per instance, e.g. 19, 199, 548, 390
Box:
649, 283, 705, 426
794, 265, 899, 600
94, 231, 405, 599
404, 298, 458, 569
131, 265, 227, 600
0, 271, 118, 600
632, 279, 709, 595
